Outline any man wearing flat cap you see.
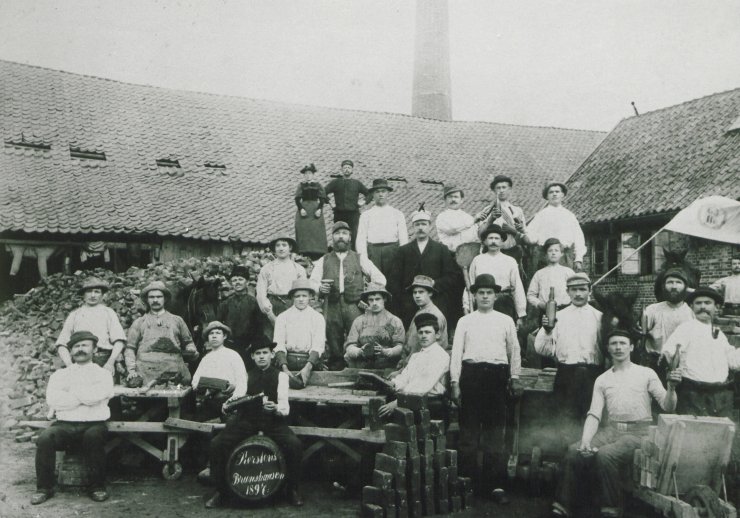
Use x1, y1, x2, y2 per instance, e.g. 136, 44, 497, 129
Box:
356, 179, 408, 278
391, 204, 465, 329
124, 281, 197, 386
436, 184, 480, 252
32, 331, 114, 505
217, 264, 264, 366
344, 283, 405, 369
525, 180, 586, 275
325, 159, 371, 250
310, 221, 386, 370
56, 277, 126, 376
662, 286, 740, 418
535, 273, 604, 443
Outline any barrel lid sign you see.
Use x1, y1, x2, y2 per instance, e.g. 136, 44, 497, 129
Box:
227, 436, 286, 501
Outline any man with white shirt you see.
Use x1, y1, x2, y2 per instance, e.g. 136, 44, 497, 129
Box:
451, 273, 523, 503
32, 331, 114, 505
525, 181, 586, 273
435, 184, 480, 252
273, 278, 326, 387
311, 221, 386, 370
526, 238, 575, 311
662, 286, 740, 418
535, 273, 604, 442
710, 253, 740, 315
356, 178, 408, 277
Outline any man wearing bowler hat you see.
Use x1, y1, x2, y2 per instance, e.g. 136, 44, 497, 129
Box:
356, 178, 408, 278
217, 264, 263, 365
325, 159, 371, 249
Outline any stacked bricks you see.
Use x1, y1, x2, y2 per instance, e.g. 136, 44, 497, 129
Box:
361, 394, 473, 517
717, 314, 740, 348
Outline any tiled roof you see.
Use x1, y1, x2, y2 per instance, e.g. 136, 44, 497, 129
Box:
0, 60, 605, 243
567, 88, 740, 225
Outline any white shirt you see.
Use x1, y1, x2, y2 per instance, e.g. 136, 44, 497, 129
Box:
356, 205, 409, 256
309, 251, 386, 293
192, 346, 247, 398
468, 253, 526, 317
416, 239, 429, 255
56, 304, 127, 350
393, 342, 449, 397
450, 310, 521, 383
273, 305, 326, 356
526, 205, 587, 262
534, 304, 603, 365
644, 301, 695, 354
527, 264, 575, 308
435, 209, 479, 252
711, 274, 740, 305
256, 259, 307, 312
46, 362, 114, 422
588, 364, 668, 423
662, 320, 740, 383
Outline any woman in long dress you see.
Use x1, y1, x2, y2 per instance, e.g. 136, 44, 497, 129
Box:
294, 163, 328, 260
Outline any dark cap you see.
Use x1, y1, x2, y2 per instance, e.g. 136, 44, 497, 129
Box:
542, 181, 568, 199
332, 221, 351, 233
247, 335, 277, 354
606, 328, 633, 342
67, 330, 99, 348
490, 175, 513, 190
300, 163, 317, 174
230, 265, 250, 280
480, 224, 510, 241
341, 159, 354, 167
662, 267, 688, 285
470, 274, 502, 293
686, 286, 724, 305
443, 184, 464, 198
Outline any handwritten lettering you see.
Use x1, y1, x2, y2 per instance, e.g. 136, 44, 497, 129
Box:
237, 450, 279, 466
231, 470, 285, 485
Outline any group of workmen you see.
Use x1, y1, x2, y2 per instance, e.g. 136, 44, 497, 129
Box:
29, 159, 740, 518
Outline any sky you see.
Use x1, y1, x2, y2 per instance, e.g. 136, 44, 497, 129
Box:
1, 0, 739, 131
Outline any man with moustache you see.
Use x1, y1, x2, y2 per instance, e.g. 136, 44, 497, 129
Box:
662, 286, 740, 418
310, 221, 386, 370
435, 185, 480, 252
217, 264, 263, 366
711, 253, 740, 315
390, 206, 464, 328
324, 159, 371, 249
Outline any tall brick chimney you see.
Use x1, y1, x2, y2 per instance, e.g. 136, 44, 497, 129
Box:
412, 0, 452, 120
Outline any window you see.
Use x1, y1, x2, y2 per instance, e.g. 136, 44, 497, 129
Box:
4, 140, 51, 152
619, 229, 689, 276
203, 162, 226, 170
70, 147, 106, 161
591, 236, 619, 275
156, 158, 180, 168
639, 232, 655, 274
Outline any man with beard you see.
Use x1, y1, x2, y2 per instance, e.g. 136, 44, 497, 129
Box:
217, 265, 264, 366
711, 253, 740, 315
642, 268, 695, 375
324, 159, 371, 250
310, 221, 386, 370
390, 206, 464, 328
661, 286, 740, 418
125, 281, 198, 386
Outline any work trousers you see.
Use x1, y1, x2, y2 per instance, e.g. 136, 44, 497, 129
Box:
35, 421, 107, 492
210, 414, 302, 496
366, 242, 399, 280
333, 209, 360, 249
458, 362, 510, 493
556, 426, 644, 514
325, 298, 362, 370
676, 378, 734, 419
554, 363, 602, 443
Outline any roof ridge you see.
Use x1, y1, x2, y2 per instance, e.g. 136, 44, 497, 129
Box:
0, 58, 606, 134
620, 86, 740, 122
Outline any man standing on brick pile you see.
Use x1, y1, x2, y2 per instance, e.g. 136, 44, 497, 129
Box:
32, 331, 114, 505
641, 268, 694, 377
124, 281, 198, 386
390, 205, 464, 328
661, 286, 740, 418
217, 265, 263, 367
256, 236, 307, 339
524, 180, 586, 275
56, 277, 126, 378
450, 273, 523, 504
711, 253, 740, 316
534, 273, 604, 443
310, 221, 386, 370
344, 283, 405, 369
324, 159, 371, 250
356, 178, 408, 280
273, 279, 326, 388
435, 184, 480, 252
550, 329, 680, 518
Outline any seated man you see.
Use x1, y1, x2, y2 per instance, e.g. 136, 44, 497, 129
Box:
379, 313, 450, 421
344, 283, 405, 369
206, 338, 303, 508
273, 278, 326, 387
551, 329, 680, 518
32, 331, 114, 505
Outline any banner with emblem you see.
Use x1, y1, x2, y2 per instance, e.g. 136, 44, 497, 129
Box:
664, 196, 740, 245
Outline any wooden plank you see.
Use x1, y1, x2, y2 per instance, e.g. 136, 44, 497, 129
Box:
120, 434, 165, 461
107, 422, 169, 433
114, 386, 191, 398
361, 503, 385, 518
164, 417, 217, 433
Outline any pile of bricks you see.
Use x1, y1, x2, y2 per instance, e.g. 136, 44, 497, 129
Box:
361, 394, 473, 517
717, 314, 740, 347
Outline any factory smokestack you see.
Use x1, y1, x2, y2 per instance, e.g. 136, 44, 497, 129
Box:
412, 0, 452, 120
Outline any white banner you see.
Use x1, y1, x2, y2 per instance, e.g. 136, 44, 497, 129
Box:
664, 196, 740, 245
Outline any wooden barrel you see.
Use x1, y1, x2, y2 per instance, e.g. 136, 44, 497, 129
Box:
55, 452, 91, 487
226, 435, 286, 501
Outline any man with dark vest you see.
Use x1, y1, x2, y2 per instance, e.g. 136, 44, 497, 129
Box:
216, 264, 263, 367
205, 337, 303, 509
310, 221, 386, 370
324, 159, 371, 250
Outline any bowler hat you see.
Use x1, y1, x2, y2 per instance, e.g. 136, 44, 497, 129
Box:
247, 335, 277, 354
542, 181, 568, 199
470, 274, 501, 293
202, 321, 232, 340
686, 286, 724, 305
68, 330, 99, 348
270, 236, 297, 252
662, 267, 688, 285
230, 265, 250, 280
288, 278, 316, 297
300, 163, 317, 174
406, 275, 437, 293
566, 273, 591, 288
542, 238, 562, 252
443, 184, 464, 198
414, 312, 438, 331
368, 179, 394, 193
140, 280, 172, 302
77, 277, 110, 295
332, 221, 351, 233
490, 175, 513, 190
361, 282, 393, 301
480, 224, 510, 241
341, 159, 354, 168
